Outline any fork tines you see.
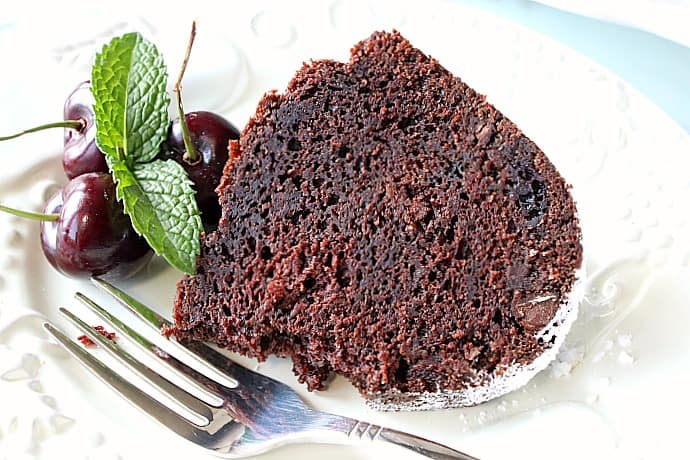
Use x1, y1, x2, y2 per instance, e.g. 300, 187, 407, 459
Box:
44, 279, 480, 460
43, 284, 246, 453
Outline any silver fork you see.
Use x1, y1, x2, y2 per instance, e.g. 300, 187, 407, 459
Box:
43, 278, 479, 460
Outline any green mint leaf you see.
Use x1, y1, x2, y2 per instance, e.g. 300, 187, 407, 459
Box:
92, 32, 169, 165
109, 158, 202, 274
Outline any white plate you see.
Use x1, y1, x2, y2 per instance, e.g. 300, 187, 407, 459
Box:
1, 1, 689, 459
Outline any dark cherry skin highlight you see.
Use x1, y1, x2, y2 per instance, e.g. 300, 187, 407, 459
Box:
62, 81, 108, 179
40, 173, 152, 280
158, 111, 240, 232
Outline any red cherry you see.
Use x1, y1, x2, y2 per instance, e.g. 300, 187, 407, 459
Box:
40, 172, 152, 280
0, 81, 108, 180
158, 111, 240, 232
61, 81, 108, 179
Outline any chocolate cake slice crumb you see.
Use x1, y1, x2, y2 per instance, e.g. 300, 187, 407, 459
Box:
172, 30, 583, 410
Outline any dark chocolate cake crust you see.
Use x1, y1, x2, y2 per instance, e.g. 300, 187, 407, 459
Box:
173, 31, 582, 408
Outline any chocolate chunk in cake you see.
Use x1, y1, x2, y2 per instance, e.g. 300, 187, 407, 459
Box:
172, 30, 583, 410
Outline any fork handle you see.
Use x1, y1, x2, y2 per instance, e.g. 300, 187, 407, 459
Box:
377, 428, 480, 459
346, 420, 479, 459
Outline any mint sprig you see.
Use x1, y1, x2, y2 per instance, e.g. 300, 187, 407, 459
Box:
92, 32, 202, 275
110, 159, 202, 273
92, 33, 170, 165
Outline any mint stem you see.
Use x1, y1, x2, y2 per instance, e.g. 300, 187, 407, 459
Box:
174, 21, 198, 164
0, 203, 59, 222
0, 120, 85, 141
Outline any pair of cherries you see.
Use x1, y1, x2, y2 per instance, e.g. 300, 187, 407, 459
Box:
2, 81, 239, 280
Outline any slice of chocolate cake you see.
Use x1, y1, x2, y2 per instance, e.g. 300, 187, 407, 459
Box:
172, 31, 583, 410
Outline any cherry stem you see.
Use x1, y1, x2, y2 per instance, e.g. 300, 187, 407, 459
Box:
0, 203, 59, 222
0, 120, 85, 141
174, 21, 199, 164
